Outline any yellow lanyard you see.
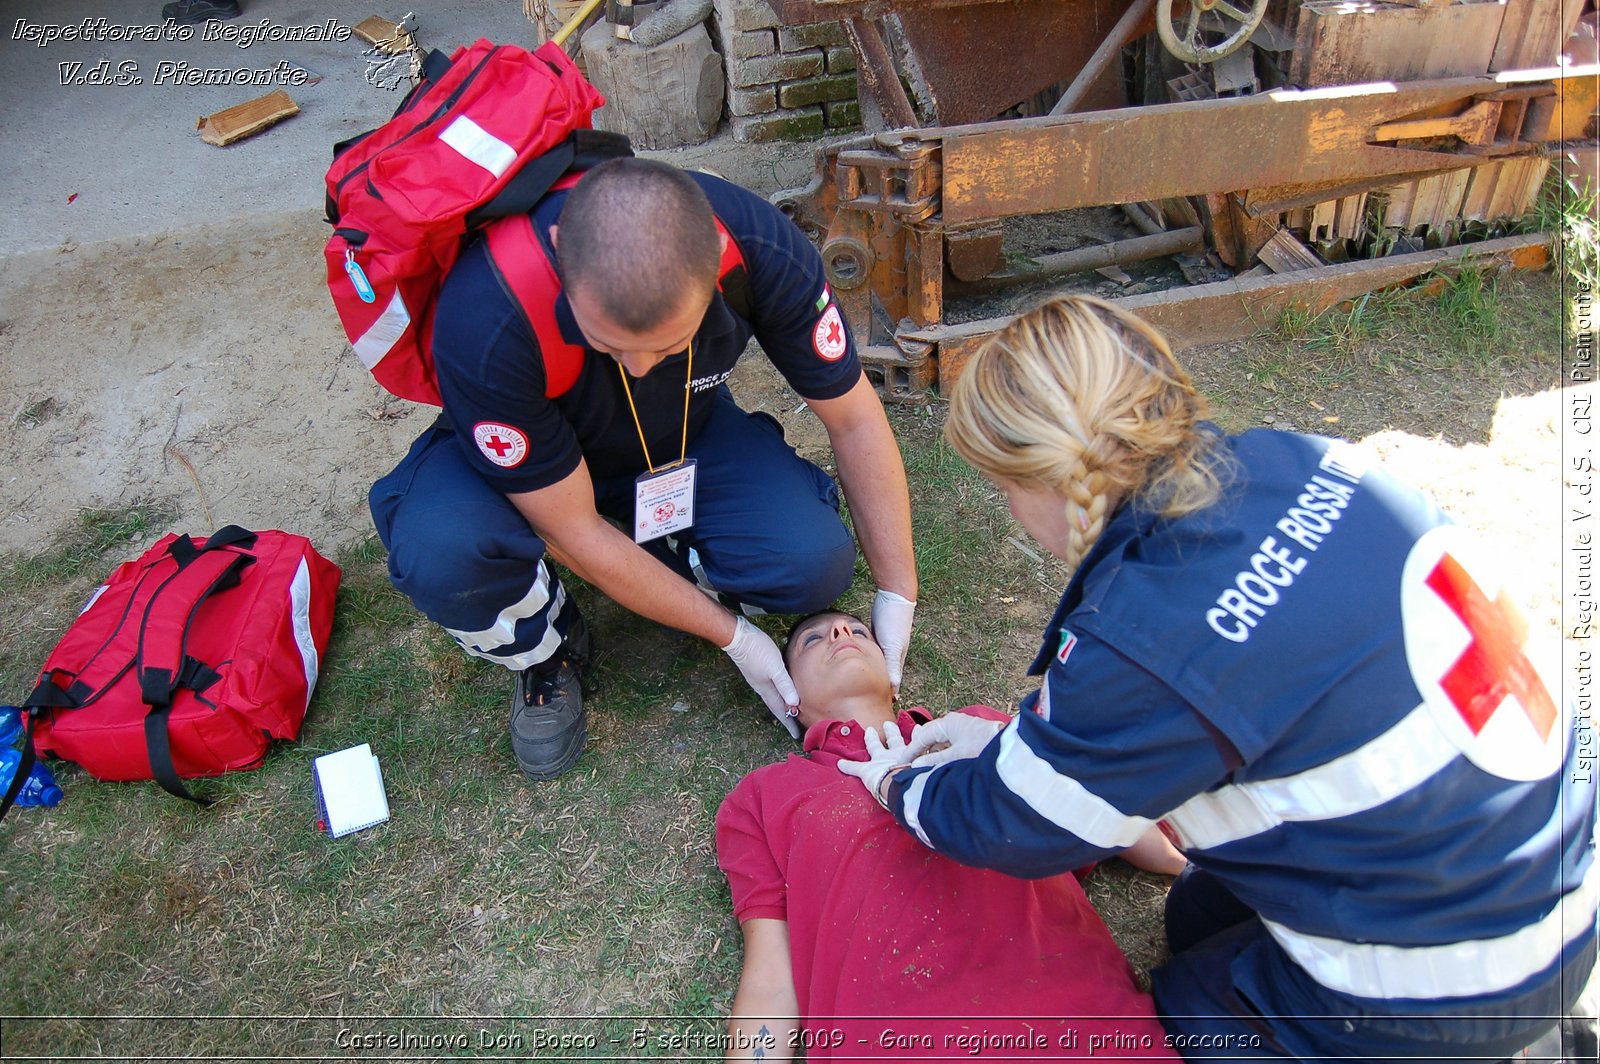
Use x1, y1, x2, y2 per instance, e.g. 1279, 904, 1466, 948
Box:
617, 341, 693, 474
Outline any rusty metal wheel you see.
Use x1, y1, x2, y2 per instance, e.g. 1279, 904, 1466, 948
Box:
1156, 0, 1267, 64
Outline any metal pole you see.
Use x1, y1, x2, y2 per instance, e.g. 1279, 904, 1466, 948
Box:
945, 226, 1205, 295
1049, 0, 1157, 117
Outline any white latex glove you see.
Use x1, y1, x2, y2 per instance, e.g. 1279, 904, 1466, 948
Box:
837, 722, 917, 808
721, 616, 802, 738
906, 713, 1004, 767
871, 589, 916, 694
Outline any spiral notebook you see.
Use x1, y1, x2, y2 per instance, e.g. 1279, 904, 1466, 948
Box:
312, 743, 390, 838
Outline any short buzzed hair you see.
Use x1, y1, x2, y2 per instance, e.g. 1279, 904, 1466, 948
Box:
555, 158, 722, 333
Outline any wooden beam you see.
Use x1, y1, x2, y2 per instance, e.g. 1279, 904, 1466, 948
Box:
920, 234, 1551, 390
1291, 0, 1507, 87
1490, 0, 1587, 71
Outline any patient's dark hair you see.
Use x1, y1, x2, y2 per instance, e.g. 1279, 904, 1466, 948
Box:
782, 609, 872, 667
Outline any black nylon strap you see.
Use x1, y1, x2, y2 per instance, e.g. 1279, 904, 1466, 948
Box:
133, 534, 255, 807
464, 137, 576, 229
23, 679, 77, 711
0, 713, 37, 821
143, 705, 209, 805
199, 525, 257, 552
133, 550, 252, 807
421, 47, 452, 85
462, 130, 633, 230
168, 525, 258, 569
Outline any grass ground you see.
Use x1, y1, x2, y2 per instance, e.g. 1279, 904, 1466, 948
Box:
0, 263, 1574, 1059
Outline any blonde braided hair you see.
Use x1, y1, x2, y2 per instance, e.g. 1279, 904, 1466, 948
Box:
945, 294, 1229, 574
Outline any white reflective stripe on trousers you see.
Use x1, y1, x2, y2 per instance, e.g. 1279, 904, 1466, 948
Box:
443, 564, 566, 671
1265, 857, 1600, 1000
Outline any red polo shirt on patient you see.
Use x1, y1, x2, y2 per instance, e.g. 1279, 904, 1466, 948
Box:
715, 706, 1177, 1060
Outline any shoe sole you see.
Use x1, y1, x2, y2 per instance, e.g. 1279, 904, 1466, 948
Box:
514, 718, 587, 781
510, 612, 594, 780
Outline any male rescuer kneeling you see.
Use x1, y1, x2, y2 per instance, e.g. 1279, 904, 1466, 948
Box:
369, 158, 918, 780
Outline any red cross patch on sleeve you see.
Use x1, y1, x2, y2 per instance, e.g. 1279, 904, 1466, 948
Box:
812, 304, 848, 362
472, 422, 530, 468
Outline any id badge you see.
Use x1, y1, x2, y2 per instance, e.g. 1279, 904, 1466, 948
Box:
633, 459, 698, 543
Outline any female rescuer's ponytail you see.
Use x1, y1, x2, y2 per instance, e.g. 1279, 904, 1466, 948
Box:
944, 294, 1232, 573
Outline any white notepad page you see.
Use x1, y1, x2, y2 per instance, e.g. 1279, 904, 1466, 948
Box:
313, 743, 391, 837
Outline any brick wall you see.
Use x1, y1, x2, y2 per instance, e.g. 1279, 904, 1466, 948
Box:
711, 0, 859, 142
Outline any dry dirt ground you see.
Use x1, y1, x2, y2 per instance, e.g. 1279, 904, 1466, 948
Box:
0, 149, 1571, 648
0, 137, 825, 560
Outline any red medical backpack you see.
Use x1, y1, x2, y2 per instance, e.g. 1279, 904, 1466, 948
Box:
322, 39, 750, 407
8, 527, 340, 813
323, 39, 613, 405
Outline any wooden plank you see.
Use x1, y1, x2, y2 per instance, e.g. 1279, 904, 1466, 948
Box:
352, 15, 411, 54
195, 90, 299, 147
1490, 0, 1586, 71
1461, 160, 1507, 220
1241, 164, 1494, 217
1333, 193, 1368, 240
1308, 199, 1337, 242
1229, 194, 1280, 265
1291, 0, 1507, 87
1203, 193, 1241, 268
1258, 228, 1325, 272
920, 235, 1550, 383
1384, 179, 1420, 230
1458, 157, 1547, 221
1402, 168, 1472, 231
1502, 156, 1551, 216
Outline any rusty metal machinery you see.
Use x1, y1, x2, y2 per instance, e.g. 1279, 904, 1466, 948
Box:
766, 0, 1599, 399
1157, 0, 1269, 64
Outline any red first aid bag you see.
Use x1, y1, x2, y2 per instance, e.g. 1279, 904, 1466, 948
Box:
323, 39, 610, 405
10, 527, 340, 812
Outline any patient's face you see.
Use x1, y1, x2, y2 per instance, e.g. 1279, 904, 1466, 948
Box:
786, 612, 893, 708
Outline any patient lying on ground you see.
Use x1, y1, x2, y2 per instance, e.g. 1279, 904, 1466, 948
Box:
713, 610, 1183, 1061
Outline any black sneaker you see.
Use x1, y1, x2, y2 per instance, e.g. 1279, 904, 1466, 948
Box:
162, 0, 242, 24
509, 615, 593, 780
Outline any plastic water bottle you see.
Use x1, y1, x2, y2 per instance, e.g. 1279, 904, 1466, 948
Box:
0, 705, 63, 807
0, 748, 63, 807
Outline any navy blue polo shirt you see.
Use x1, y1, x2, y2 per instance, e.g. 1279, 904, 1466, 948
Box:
431, 172, 863, 493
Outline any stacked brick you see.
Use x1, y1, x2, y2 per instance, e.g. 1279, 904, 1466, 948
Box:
711, 0, 860, 142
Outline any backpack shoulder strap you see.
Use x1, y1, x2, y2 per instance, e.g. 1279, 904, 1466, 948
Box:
713, 217, 751, 321
40, 527, 258, 711
136, 531, 258, 804
483, 206, 587, 401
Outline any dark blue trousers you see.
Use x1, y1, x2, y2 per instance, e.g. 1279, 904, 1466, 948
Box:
369, 394, 856, 670
1152, 865, 1596, 1063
